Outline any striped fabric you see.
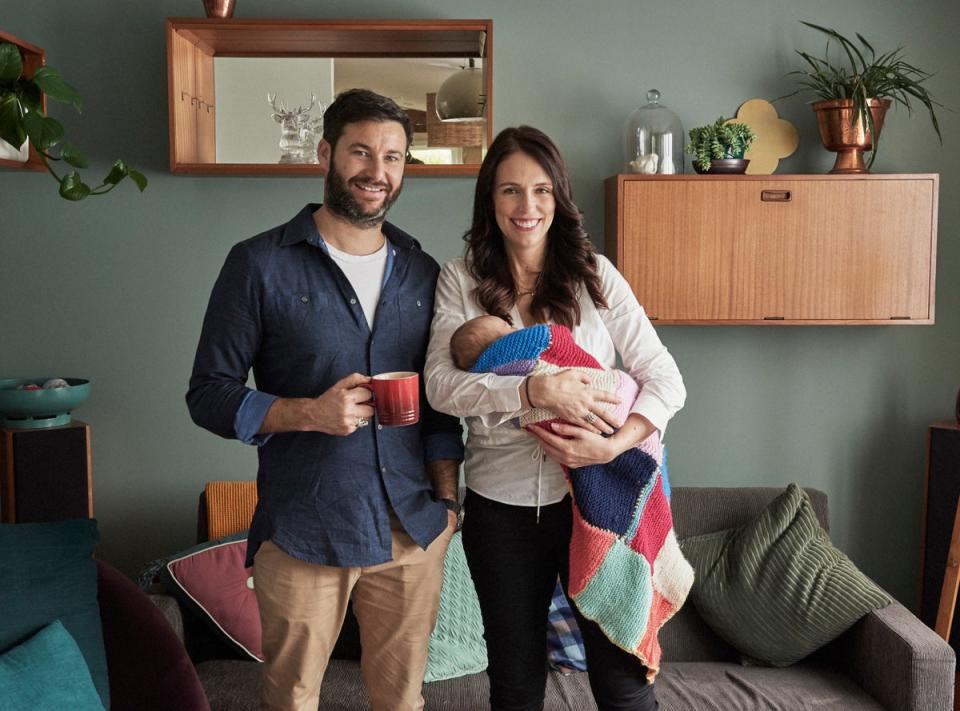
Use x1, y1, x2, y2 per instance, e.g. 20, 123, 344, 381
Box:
680, 483, 891, 667
471, 323, 694, 681
204, 481, 258, 541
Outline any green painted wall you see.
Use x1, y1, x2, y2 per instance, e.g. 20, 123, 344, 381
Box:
2, 0, 957, 605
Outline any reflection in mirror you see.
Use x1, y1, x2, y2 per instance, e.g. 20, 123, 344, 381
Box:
167, 19, 492, 176
213, 57, 486, 166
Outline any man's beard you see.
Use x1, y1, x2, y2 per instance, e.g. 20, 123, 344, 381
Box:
324, 160, 402, 228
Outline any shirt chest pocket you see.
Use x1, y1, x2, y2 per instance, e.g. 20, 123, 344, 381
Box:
394, 294, 432, 351
265, 291, 340, 354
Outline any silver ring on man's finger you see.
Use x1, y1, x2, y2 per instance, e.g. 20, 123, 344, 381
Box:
583, 412, 597, 423
356, 416, 369, 428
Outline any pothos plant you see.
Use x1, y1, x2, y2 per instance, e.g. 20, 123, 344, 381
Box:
0, 41, 146, 200
685, 118, 757, 172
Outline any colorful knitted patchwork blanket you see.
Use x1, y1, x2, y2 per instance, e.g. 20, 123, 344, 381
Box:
471, 323, 694, 680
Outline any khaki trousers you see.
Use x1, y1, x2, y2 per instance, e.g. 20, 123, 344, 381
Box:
253, 517, 453, 711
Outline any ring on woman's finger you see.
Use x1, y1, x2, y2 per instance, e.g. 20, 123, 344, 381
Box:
583, 412, 597, 423
356, 416, 369, 428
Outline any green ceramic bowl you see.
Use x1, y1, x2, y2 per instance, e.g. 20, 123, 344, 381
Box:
0, 378, 91, 429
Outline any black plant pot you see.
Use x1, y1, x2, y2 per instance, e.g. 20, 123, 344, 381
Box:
693, 158, 750, 174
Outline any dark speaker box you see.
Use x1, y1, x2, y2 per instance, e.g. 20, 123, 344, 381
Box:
0, 421, 92, 523
919, 422, 960, 649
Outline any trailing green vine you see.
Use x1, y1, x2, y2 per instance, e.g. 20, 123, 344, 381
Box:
0, 41, 146, 200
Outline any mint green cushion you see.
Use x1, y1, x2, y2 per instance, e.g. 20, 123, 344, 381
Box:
680, 484, 891, 666
0, 519, 108, 708
424, 531, 487, 682
0, 619, 105, 710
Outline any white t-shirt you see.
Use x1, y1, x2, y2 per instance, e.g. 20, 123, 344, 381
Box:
424, 255, 686, 507
325, 240, 388, 329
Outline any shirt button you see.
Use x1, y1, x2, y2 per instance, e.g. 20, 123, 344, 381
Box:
300, 295, 309, 303
381, 466, 387, 473
377, 424, 383, 431
416, 300, 421, 307
350, 298, 357, 305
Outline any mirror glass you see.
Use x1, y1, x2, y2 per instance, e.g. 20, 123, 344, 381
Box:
213, 57, 487, 167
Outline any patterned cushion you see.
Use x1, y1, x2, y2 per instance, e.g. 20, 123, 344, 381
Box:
680, 483, 891, 666
424, 530, 487, 681
546, 581, 587, 673
0, 620, 105, 710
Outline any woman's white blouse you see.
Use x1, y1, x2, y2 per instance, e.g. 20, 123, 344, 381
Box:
424, 255, 686, 507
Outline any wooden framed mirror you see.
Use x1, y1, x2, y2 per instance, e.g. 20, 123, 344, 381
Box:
166, 18, 492, 176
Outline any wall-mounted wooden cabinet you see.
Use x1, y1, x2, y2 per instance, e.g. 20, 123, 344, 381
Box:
604, 174, 939, 325
166, 18, 492, 176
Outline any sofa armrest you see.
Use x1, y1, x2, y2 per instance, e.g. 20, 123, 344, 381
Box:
830, 601, 955, 711
149, 593, 186, 645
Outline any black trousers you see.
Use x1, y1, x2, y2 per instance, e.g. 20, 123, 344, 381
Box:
461, 489, 657, 711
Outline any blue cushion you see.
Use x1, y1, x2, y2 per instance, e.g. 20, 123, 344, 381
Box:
0, 619, 105, 710
0, 519, 108, 708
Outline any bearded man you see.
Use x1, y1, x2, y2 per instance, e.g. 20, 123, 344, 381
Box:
187, 89, 463, 711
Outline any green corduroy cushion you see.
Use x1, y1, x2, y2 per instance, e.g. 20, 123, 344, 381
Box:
424, 530, 487, 682
680, 483, 891, 666
0, 620, 105, 710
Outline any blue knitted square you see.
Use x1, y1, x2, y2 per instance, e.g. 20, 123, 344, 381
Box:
569, 448, 659, 536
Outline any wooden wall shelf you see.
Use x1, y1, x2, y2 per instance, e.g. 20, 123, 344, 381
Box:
604, 173, 939, 325
0, 29, 46, 173
166, 18, 493, 176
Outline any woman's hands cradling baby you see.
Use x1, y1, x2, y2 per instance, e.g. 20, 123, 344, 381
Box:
523, 369, 619, 436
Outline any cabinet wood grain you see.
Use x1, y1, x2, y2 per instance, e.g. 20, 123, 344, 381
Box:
604, 174, 938, 325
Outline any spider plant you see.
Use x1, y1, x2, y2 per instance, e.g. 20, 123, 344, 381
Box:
783, 22, 943, 167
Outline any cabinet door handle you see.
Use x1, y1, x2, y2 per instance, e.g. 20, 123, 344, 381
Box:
761, 190, 791, 202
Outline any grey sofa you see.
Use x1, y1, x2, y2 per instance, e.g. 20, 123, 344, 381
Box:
151, 487, 955, 710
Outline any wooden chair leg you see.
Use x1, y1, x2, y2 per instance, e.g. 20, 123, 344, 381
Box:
935, 495, 960, 642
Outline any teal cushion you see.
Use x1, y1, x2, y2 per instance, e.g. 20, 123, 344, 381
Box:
0, 619, 105, 710
424, 531, 487, 682
680, 484, 891, 666
0, 519, 109, 708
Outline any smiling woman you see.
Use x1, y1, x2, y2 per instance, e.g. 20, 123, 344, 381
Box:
424, 125, 686, 711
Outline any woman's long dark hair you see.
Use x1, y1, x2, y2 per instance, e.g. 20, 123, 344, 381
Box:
463, 125, 606, 328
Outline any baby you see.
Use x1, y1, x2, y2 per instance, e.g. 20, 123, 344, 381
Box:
449, 314, 692, 679
449, 315, 639, 432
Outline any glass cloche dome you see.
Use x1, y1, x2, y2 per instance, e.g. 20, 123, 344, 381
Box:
623, 89, 684, 174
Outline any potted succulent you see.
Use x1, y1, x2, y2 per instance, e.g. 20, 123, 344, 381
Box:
0, 41, 146, 199
783, 22, 943, 173
686, 118, 756, 174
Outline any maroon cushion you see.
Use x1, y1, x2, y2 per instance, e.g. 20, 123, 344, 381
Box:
163, 536, 263, 662
96, 561, 209, 711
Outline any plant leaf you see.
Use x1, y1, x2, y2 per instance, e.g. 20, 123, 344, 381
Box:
22, 111, 64, 149
0, 42, 23, 83
0, 92, 26, 148
128, 169, 148, 192
31, 67, 82, 111
59, 171, 91, 200
60, 141, 88, 168
103, 159, 129, 185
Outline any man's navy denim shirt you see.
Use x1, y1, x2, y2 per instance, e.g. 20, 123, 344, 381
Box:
186, 204, 463, 568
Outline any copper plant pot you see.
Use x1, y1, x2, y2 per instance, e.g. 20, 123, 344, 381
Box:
813, 98, 891, 174
202, 0, 236, 18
